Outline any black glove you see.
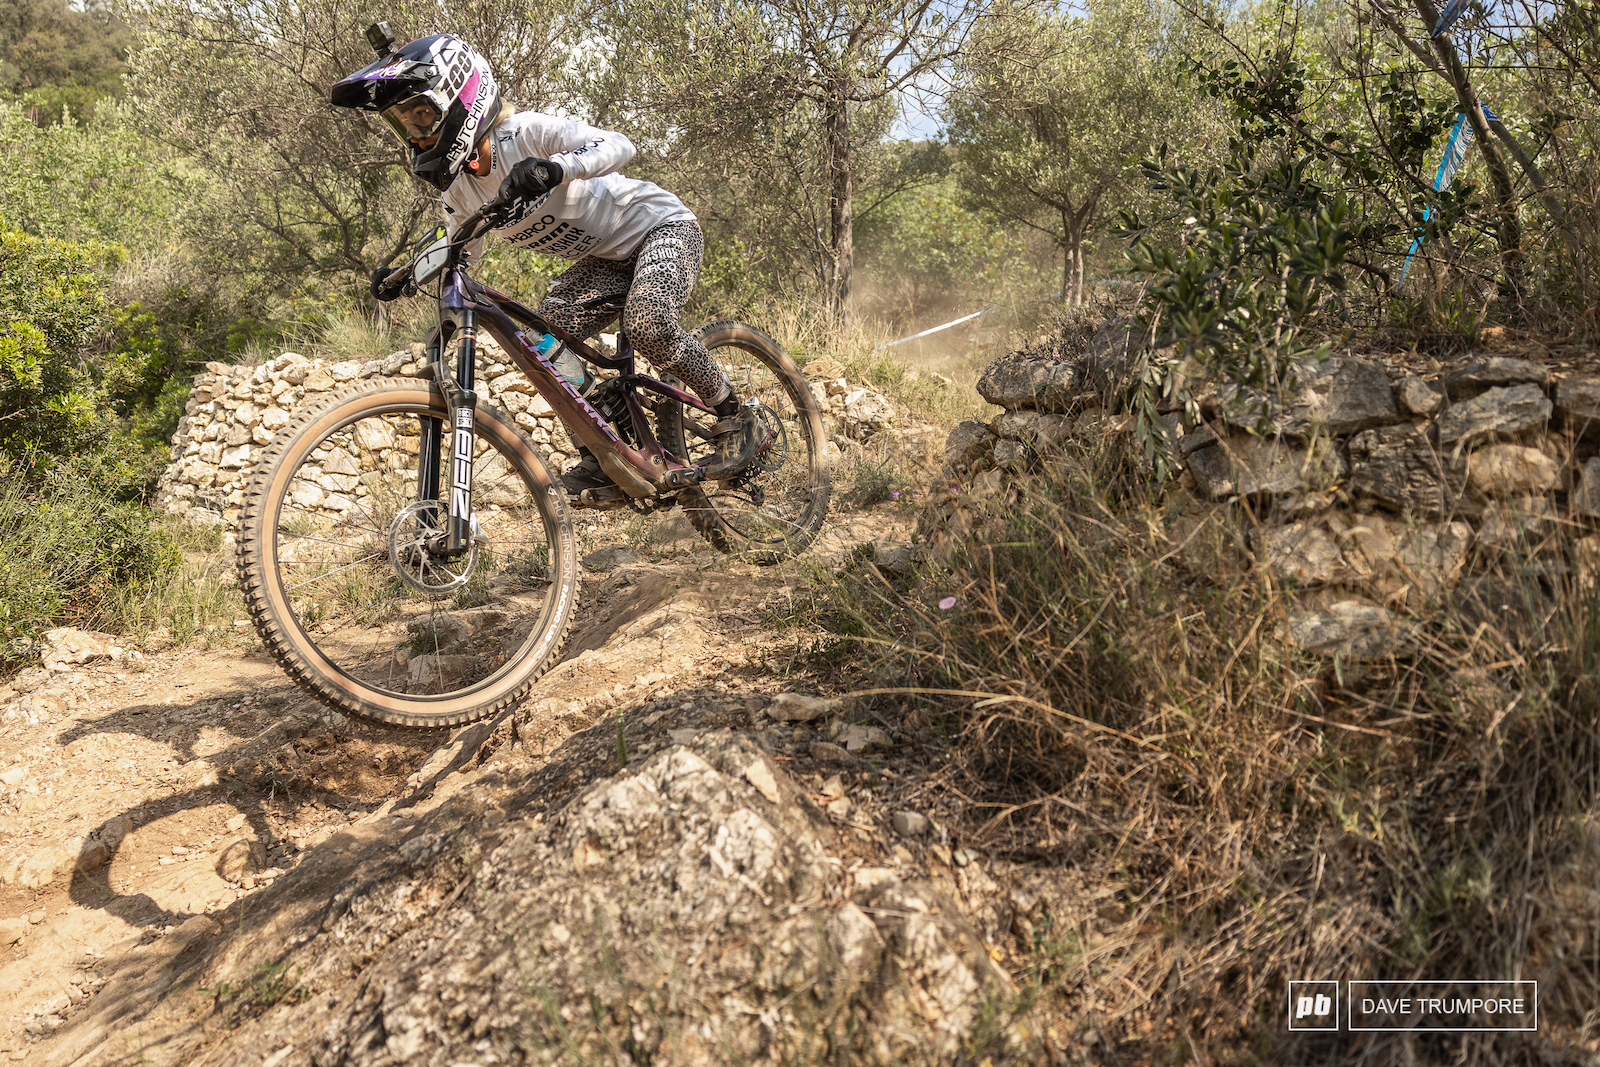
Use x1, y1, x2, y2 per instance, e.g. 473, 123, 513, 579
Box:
370, 266, 409, 302
500, 157, 564, 202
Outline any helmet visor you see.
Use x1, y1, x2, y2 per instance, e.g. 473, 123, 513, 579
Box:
380, 95, 445, 143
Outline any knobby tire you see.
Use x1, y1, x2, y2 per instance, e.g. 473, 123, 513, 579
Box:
236, 380, 579, 727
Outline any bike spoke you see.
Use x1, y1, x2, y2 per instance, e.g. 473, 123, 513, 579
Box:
267, 400, 563, 700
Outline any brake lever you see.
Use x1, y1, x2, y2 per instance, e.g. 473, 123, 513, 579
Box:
479, 199, 514, 232
378, 269, 415, 301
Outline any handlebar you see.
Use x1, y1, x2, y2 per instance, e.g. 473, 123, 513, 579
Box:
451, 192, 513, 253
379, 192, 514, 301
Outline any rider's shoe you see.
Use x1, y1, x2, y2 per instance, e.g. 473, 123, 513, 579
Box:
560, 448, 614, 494
697, 399, 771, 479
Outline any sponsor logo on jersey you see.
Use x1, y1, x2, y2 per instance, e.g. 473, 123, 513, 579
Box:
505, 213, 559, 242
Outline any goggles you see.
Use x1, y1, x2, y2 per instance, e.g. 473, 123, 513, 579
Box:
381, 94, 445, 143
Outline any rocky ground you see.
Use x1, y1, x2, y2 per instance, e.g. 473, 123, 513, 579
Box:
0, 496, 1068, 1066
15, 318, 1595, 1065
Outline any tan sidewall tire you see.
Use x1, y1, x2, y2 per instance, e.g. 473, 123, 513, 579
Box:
235, 380, 579, 727
678, 321, 831, 563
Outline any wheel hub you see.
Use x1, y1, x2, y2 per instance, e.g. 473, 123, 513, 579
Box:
388, 500, 479, 593
725, 402, 786, 490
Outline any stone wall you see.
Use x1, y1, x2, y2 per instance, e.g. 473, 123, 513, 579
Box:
939, 338, 1600, 655
155, 335, 576, 526
156, 340, 902, 527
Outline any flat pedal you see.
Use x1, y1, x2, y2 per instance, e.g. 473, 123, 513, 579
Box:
574, 485, 628, 510
663, 467, 705, 489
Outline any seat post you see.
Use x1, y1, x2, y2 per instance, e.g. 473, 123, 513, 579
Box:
617, 331, 636, 373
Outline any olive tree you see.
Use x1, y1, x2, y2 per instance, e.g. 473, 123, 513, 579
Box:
945, 0, 1202, 305
624, 0, 996, 328
120, 0, 600, 300
0, 0, 130, 124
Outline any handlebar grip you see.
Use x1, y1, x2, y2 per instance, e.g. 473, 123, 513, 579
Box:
377, 268, 412, 300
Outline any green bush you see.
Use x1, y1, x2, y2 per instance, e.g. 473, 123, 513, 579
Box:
1119, 144, 1353, 472
0, 224, 119, 460
0, 449, 177, 660
107, 290, 275, 448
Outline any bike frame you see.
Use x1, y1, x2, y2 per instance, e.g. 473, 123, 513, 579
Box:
416, 262, 716, 554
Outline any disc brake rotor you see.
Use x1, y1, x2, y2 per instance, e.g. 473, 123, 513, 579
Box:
389, 500, 478, 593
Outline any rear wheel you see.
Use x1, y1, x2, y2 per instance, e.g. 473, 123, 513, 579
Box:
236, 380, 579, 727
657, 321, 831, 563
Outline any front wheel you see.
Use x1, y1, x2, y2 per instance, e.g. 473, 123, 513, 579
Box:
236, 380, 579, 727
657, 321, 832, 564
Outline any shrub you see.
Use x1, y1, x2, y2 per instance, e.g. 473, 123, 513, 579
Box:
1117, 143, 1357, 474
0, 224, 119, 461
0, 449, 177, 660
818, 440, 1600, 1062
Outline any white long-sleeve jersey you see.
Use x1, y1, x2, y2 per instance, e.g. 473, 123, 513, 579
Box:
442, 111, 694, 262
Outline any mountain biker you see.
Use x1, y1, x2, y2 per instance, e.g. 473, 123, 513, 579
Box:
329, 30, 760, 494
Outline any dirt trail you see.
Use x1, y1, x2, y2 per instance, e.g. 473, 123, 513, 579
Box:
0, 507, 920, 1064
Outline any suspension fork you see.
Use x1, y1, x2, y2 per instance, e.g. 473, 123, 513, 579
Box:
418, 276, 479, 556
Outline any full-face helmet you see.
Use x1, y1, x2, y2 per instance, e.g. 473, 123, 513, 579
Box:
331, 28, 501, 191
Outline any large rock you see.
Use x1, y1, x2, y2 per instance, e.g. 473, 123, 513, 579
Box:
1347, 425, 1466, 517
1553, 378, 1600, 437
1433, 384, 1551, 446
840, 386, 897, 440
1289, 598, 1417, 660
1573, 457, 1600, 519
107, 734, 1023, 1067
992, 438, 1030, 471
1442, 357, 1548, 400
40, 628, 118, 669
976, 351, 1082, 412
1259, 522, 1347, 585
1259, 512, 1472, 598
1075, 319, 1140, 396
944, 421, 996, 470
1468, 444, 1560, 496
1396, 375, 1445, 417
1187, 436, 1345, 502
1341, 514, 1473, 599
1218, 358, 1399, 438
767, 692, 841, 723
1478, 496, 1556, 548
991, 410, 1072, 452
804, 356, 845, 379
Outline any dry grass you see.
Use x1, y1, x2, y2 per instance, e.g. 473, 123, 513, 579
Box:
815, 438, 1600, 1065
108, 515, 248, 648
752, 302, 1000, 428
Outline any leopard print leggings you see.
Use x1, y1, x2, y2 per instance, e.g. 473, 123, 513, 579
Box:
537, 220, 729, 403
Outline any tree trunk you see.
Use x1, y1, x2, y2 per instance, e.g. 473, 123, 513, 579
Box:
1061, 198, 1095, 306
1059, 208, 1072, 304
1412, 0, 1524, 301
825, 95, 853, 329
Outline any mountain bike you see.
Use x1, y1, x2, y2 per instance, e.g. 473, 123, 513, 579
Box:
235, 194, 831, 727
